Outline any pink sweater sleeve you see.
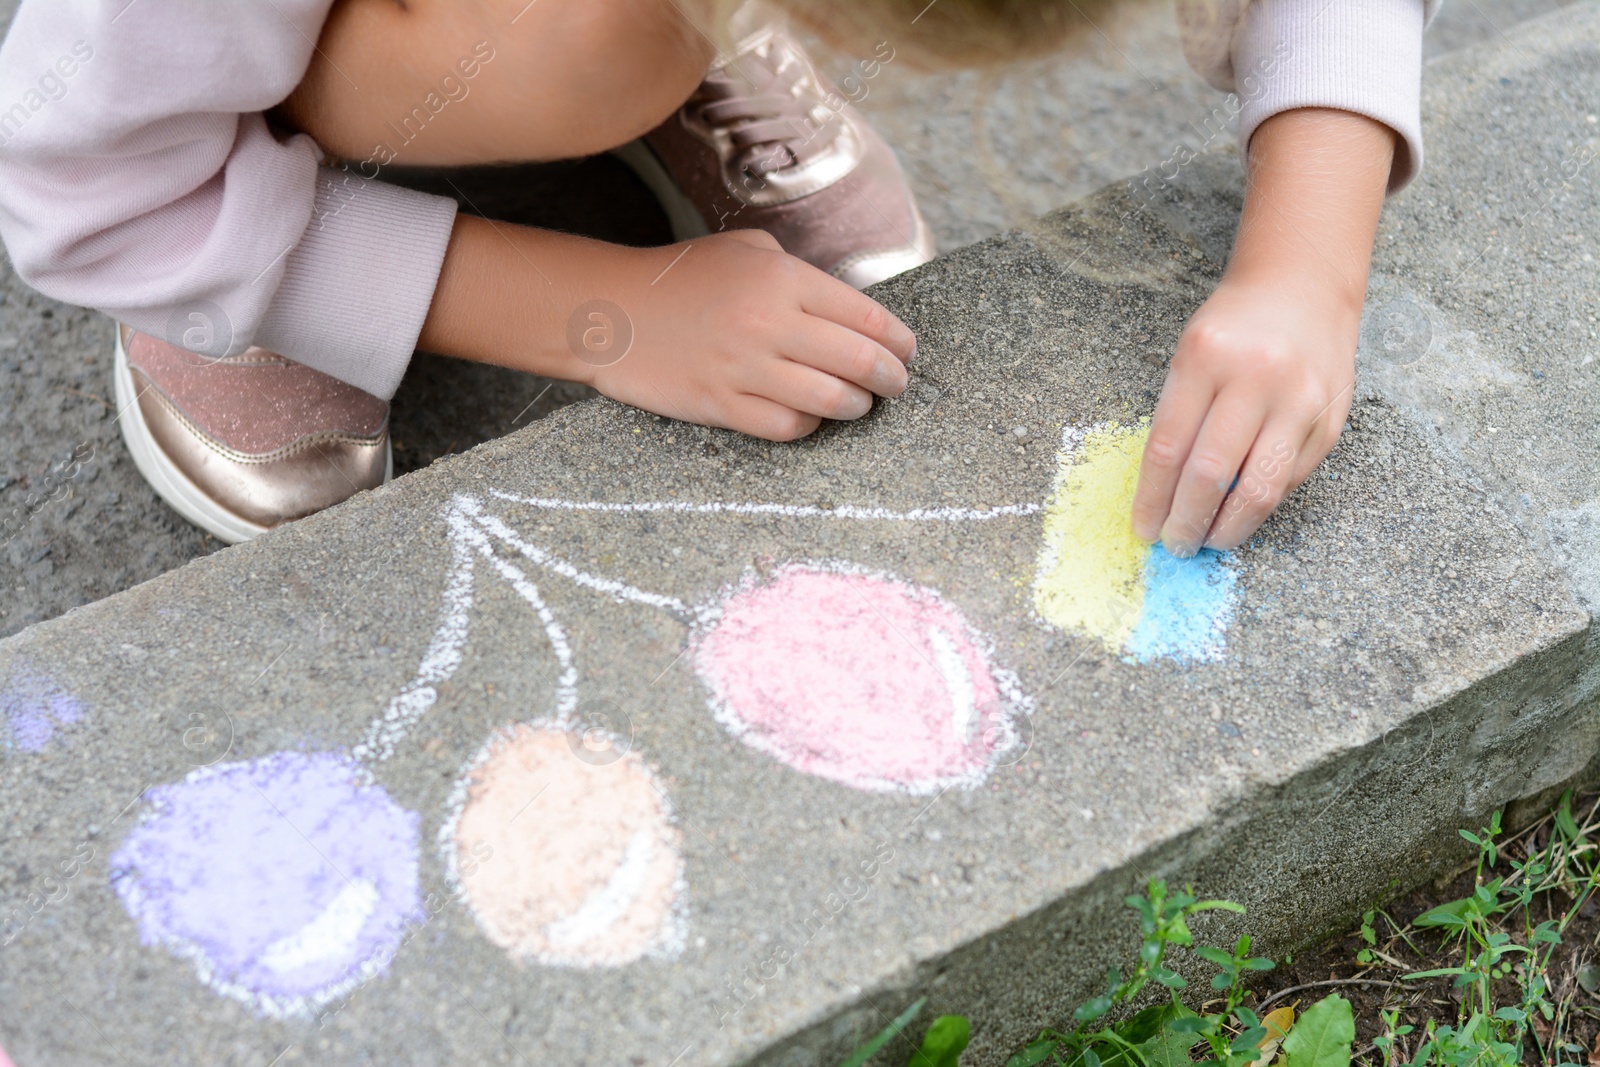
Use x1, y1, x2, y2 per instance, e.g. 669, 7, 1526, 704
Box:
0, 0, 458, 399
1178, 0, 1440, 193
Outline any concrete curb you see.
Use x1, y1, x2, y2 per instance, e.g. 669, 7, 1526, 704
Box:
2, 7, 1597, 1066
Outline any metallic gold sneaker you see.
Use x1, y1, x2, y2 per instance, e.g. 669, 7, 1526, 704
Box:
616, 16, 936, 290
112, 324, 392, 543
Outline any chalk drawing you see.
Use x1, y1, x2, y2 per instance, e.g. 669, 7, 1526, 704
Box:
1, 668, 82, 752
343, 490, 1033, 969
693, 563, 1028, 793
440, 723, 685, 967
465, 496, 1033, 789
109, 752, 421, 1018
436, 495, 1034, 790
492, 494, 1040, 784
1033, 422, 1238, 662
349, 494, 689, 970
470, 503, 690, 615
106, 427, 1239, 1003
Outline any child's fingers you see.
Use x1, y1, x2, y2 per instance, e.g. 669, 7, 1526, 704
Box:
1202, 419, 1316, 550
720, 393, 823, 442
1131, 374, 1216, 543
797, 274, 917, 363
1159, 392, 1266, 557
1303, 379, 1355, 466
1203, 382, 1352, 547
742, 360, 876, 423
780, 318, 908, 398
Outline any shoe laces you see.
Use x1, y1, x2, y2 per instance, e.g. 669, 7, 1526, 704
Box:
691, 34, 843, 180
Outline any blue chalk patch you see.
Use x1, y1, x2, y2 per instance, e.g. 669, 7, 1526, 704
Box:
1124, 544, 1238, 664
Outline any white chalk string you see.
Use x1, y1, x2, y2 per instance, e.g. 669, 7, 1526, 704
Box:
354, 495, 587, 762
352, 514, 476, 764
487, 490, 1041, 523
461, 499, 693, 619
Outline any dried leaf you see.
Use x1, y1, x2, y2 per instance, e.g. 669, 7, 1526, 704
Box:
1252, 1007, 1296, 1067
1262, 1008, 1296, 1044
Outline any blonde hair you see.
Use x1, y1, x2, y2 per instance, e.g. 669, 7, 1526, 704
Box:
706, 0, 1128, 69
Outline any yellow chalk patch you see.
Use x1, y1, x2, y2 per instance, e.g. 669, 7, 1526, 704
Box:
1032, 422, 1150, 649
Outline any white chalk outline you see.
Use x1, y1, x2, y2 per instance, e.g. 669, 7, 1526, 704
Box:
354, 497, 599, 764
352, 516, 475, 764
488, 490, 1042, 523
468, 502, 691, 615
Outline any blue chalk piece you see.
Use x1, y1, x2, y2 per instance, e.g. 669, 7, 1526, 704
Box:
1125, 544, 1238, 664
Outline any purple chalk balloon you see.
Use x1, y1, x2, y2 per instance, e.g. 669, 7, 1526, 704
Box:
1, 669, 82, 752
111, 752, 422, 1017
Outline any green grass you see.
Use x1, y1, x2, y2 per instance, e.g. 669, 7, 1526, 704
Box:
840, 880, 1352, 1067
839, 791, 1600, 1067
1362, 792, 1600, 1067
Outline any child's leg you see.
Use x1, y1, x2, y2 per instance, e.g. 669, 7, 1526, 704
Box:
117, 0, 927, 545
282, 0, 716, 166
284, 0, 920, 449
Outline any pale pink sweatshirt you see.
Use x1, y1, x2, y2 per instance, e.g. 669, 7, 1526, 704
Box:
0, 0, 1436, 400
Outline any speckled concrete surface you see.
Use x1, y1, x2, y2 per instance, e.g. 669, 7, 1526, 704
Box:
1, 8, 1597, 1066
1353, 12, 1600, 612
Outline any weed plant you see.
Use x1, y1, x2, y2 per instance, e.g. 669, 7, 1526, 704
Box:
840, 791, 1600, 1067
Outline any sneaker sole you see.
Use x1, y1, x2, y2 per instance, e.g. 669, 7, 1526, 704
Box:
112, 329, 393, 545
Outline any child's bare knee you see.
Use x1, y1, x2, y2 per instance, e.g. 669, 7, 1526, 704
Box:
284, 0, 712, 165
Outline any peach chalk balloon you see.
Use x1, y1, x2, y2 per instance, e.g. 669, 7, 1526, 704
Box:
444, 723, 684, 967
693, 563, 1025, 794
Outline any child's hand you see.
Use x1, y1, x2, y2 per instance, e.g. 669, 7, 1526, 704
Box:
1129, 277, 1356, 555
588, 230, 916, 441
1126, 107, 1397, 556
417, 218, 915, 443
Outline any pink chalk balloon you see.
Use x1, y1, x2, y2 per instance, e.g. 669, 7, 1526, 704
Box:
694, 564, 1017, 793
